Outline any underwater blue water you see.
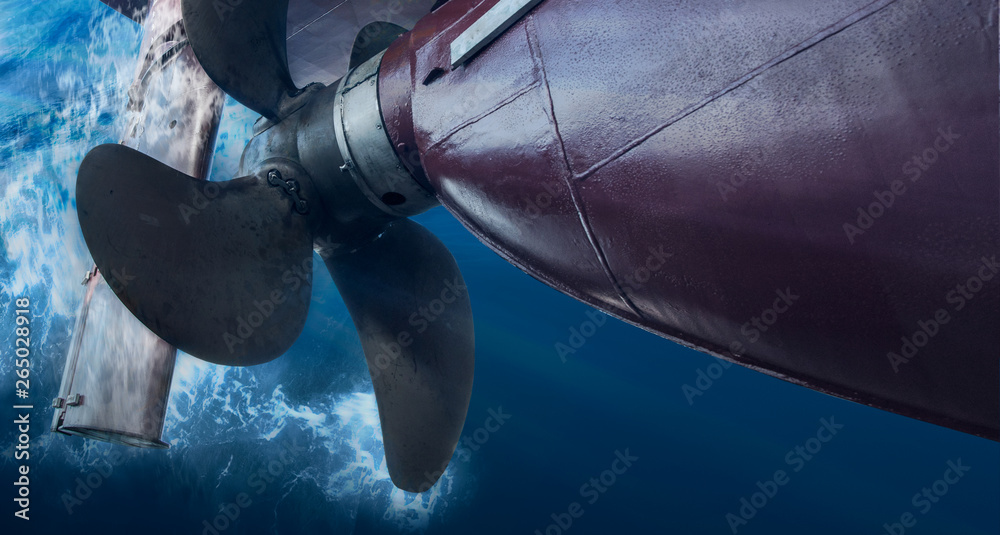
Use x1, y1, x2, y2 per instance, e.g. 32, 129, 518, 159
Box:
1, 1, 997, 534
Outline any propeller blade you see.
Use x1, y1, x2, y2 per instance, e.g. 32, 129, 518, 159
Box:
181, 0, 297, 120
76, 144, 313, 366
349, 22, 408, 70
325, 219, 474, 492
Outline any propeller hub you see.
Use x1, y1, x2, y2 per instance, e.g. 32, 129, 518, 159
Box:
237, 50, 439, 256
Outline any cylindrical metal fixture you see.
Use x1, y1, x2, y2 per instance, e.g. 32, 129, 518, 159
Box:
334, 50, 437, 218
52, 0, 224, 448
52, 272, 175, 448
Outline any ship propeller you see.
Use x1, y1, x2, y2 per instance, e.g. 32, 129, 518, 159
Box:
77, 0, 472, 492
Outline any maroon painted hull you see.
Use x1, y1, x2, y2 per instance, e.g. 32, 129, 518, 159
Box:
380, 0, 999, 439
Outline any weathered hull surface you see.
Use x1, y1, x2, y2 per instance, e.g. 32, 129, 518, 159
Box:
381, 0, 999, 438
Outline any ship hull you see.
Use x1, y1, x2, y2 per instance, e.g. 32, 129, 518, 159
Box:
381, 0, 1000, 438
